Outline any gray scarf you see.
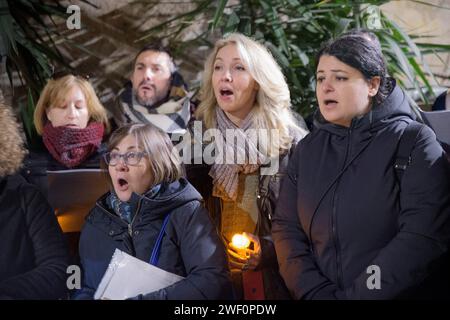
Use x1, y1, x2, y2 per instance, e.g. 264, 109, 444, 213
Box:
209, 108, 265, 201
115, 75, 192, 135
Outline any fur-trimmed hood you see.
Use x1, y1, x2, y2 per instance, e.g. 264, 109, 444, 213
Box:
0, 103, 27, 177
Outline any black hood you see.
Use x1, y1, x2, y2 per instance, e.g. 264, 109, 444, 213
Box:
137, 177, 202, 218
314, 82, 416, 137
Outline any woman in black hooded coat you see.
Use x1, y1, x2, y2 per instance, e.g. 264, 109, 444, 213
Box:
272, 29, 450, 300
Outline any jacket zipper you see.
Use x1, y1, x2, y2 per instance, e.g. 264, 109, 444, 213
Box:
96, 197, 143, 238
332, 126, 352, 289
128, 198, 144, 237
332, 185, 344, 289
97, 204, 128, 228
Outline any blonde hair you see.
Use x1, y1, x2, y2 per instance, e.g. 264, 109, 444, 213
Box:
34, 74, 110, 134
196, 33, 302, 156
103, 123, 183, 189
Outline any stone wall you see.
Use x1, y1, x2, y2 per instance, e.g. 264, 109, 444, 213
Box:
381, 0, 450, 89
56, 0, 207, 111
2, 0, 449, 113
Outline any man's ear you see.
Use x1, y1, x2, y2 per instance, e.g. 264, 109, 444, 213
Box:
368, 76, 381, 97
129, 70, 134, 82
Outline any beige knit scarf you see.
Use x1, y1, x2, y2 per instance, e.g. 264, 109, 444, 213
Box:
209, 108, 265, 201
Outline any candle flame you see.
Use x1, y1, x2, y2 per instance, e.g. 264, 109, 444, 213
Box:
232, 233, 250, 249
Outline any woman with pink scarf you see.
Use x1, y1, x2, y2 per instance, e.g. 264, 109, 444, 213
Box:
32, 74, 109, 168
21, 74, 110, 236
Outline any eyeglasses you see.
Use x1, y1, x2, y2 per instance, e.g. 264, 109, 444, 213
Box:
103, 151, 148, 166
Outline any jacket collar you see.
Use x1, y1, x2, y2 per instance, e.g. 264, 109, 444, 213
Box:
95, 178, 202, 221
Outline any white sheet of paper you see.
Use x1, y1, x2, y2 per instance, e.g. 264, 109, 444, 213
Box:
94, 249, 185, 300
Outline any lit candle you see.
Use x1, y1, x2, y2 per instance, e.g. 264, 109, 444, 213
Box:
232, 233, 250, 252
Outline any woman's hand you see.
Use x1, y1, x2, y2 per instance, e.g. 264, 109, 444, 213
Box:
227, 232, 261, 271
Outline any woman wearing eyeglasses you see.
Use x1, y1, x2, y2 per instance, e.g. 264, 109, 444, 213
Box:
74, 123, 233, 300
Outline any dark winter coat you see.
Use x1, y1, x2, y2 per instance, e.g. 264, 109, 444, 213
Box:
75, 178, 233, 300
0, 174, 70, 299
272, 85, 450, 299
0, 104, 69, 300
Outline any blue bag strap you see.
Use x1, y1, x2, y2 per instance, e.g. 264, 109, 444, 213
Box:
149, 213, 171, 266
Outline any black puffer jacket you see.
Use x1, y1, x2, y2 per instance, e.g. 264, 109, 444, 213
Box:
75, 178, 233, 299
272, 85, 450, 299
0, 103, 69, 299
0, 174, 69, 299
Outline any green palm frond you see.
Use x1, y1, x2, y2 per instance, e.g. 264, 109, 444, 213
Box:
137, 0, 449, 116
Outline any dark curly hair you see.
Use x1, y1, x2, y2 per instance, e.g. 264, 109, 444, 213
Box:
133, 43, 176, 73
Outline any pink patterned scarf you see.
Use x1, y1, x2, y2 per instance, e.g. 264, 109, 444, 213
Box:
43, 122, 104, 168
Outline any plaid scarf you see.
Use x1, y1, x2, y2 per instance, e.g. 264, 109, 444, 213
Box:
209, 108, 265, 201
42, 122, 104, 168
116, 72, 192, 134
107, 184, 162, 223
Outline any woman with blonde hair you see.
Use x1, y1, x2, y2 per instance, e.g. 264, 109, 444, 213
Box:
188, 32, 308, 299
75, 123, 233, 299
22, 74, 110, 206
32, 74, 109, 168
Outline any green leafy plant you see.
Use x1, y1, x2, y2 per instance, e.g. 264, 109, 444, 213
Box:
0, 0, 97, 149
138, 0, 450, 116
2, 0, 449, 149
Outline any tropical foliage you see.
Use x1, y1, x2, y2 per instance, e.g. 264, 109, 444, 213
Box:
139, 0, 450, 115
0, 0, 91, 149
1, 0, 449, 147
